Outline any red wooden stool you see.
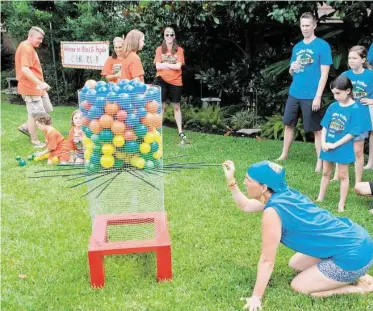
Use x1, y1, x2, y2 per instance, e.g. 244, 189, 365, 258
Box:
88, 212, 172, 288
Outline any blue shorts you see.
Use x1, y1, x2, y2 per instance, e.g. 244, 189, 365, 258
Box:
282, 95, 322, 132
354, 131, 369, 142
317, 256, 373, 283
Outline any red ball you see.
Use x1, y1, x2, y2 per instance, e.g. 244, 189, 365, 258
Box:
116, 110, 127, 122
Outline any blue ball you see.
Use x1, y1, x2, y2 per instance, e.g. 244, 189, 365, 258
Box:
137, 107, 147, 118
134, 82, 147, 93
133, 94, 146, 109
107, 92, 117, 102
97, 87, 108, 96
90, 153, 101, 164
150, 142, 159, 152
95, 96, 106, 107
107, 82, 116, 90
126, 113, 139, 128
118, 79, 130, 88
86, 89, 97, 102
118, 93, 130, 103
123, 85, 135, 94
96, 81, 107, 89
88, 106, 103, 119
112, 85, 121, 93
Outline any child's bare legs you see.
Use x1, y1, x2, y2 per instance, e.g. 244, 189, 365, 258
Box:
332, 163, 339, 181
317, 161, 332, 202
76, 158, 84, 164
354, 140, 365, 185
314, 130, 322, 172
338, 164, 349, 212
364, 132, 373, 169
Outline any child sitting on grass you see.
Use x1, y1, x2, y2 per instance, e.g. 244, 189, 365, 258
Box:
33, 113, 70, 164
67, 110, 84, 164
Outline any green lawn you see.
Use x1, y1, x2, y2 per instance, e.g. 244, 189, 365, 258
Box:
2, 101, 373, 311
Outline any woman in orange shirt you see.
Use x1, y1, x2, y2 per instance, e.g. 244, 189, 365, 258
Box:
122, 30, 145, 82
101, 37, 125, 83
154, 27, 186, 144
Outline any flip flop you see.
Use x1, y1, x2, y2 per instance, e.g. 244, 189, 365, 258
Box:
18, 126, 30, 137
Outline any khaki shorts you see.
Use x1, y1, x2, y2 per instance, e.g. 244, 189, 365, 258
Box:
22, 93, 53, 115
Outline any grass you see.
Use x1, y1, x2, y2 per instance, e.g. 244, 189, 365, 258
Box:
1, 101, 373, 311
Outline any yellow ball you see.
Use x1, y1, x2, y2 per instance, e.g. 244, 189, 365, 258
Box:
51, 156, 59, 164
100, 155, 114, 168
130, 156, 145, 169
102, 144, 115, 155
83, 136, 91, 145
153, 150, 162, 160
140, 142, 151, 154
154, 131, 162, 144
84, 150, 92, 160
113, 135, 125, 147
115, 151, 126, 160
144, 132, 156, 144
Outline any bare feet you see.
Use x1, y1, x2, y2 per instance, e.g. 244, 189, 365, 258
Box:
330, 177, 339, 182
356, 275, 373, 293
363, 164, 373, 170
276, 154, 287, 161
315, 197, 323, 202
338, 205, 345, 213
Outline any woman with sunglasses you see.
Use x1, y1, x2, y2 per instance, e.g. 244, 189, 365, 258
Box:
222, 160, 373, 311
101, 37, 125, 83
154, 27, 187, 144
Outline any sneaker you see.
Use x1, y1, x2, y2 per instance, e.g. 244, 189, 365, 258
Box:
32, 141, 46, 149
18, 126, 30, 137
178, 132, 191, 145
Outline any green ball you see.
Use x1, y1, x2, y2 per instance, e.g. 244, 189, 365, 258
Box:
144, 160, 154, 170
152, 159, 161, 168
150, 142, 159, 152
15, 155, 21, 161
124, 141, 139, 153
93, 144, 102, 154
83, 126, 93, 138
99, 129, 114, 142
91, 134, 102, 145
27, 154, 34, 161
134, 124, 148, 138
114, 158, 124, 168
141, 152, 153, 160
18, 159, 26, 167
86, 162, 100, 173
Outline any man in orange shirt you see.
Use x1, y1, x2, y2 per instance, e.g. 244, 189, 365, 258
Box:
15, 26, 53, 148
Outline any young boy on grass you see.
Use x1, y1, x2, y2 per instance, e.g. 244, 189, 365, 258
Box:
33, 113, 70, 164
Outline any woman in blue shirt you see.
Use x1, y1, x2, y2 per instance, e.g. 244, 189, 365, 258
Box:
223, 160, 373, 311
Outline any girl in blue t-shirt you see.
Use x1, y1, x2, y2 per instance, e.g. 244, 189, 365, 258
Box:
317, 75, 361, 212
332, 46, 373, 183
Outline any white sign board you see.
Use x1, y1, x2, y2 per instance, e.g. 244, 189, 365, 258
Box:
61, 41, 110, 70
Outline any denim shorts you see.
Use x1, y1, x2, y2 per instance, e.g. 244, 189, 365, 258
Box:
354, 131, 369, 142
318, 256, 373, 283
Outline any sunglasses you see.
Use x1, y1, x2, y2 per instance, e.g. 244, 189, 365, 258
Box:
165, 34, 175, 37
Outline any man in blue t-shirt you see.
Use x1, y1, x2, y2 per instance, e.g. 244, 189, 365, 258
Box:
277, 12, 333, 172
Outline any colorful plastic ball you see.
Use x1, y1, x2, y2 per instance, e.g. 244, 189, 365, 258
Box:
89, 153, 100, 165
154, 131, 162, 143
86, 162, 100, 173
152, 159, 161, 168
18, 159, 26, 166
123, 84, 135, 93
118, 93, 130, 104
150, 142, 159, 152
145, 100, 159, 113
97, 87, 108, 96
107, 82, 116, 90
85, 79, 97, 89
111, 121, 125, 135
116, 110, 127, 122
112, 85, 120, 93
126, 113, 139, 128
15, 155, 21, 161
95, 96, 106, 107
100, 155, 114, 168
96, 80, 107, 89
146, 86, 160, 99
144, 132, 156, 144
124, 141, 139, 153
124, 130, 137, 141
114, 158, 124, 168
113, 135, 125, 147
107, 92, 117, 102
93, 144, 102, 154
86, 89, 97, 102
130, 156, 145, 169
82, 116, 90, 126
153, 150, 162, 160
91, 134, 101, 145
137, 107, 147, 118
105, 103, 119, 115
81, 100, 92, 110
82, 126, 93, 138
99, 129, 114, 142
101, 144, 115, 155
51, 156, 59, 164
140, 142, 151, 154
142, 152, 153, 160
134, 81, 147, 93
144, 160, 154, 170
87, 106, 103, 120
133, 94, 146, 109
99, 114, 114, 129
134, 124, 148, 138
27, 154, 34, 161
152, 113, 162, 129
89, 119, 102, 134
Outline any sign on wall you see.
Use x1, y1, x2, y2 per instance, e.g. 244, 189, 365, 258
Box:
61, 41, 110, 70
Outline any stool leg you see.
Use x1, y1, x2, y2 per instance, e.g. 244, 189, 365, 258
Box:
88, 251, 105, 288
156, 246, 172, 281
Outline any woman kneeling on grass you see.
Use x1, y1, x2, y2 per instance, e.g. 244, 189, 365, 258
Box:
222, 160, 373, 311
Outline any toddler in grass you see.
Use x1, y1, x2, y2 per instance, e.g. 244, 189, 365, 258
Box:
317, 75, 362, 211
67, 110, 84, 164
33, 113, 70, 164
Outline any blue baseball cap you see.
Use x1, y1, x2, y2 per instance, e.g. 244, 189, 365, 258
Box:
247, 161, 288, 193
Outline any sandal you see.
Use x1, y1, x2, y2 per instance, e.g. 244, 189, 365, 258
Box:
31, 141, 46, 149
18, 126, 30, 137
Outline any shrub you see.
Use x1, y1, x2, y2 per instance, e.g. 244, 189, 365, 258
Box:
260, 114, 306, 141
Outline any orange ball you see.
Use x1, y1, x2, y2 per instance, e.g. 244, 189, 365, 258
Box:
145, 100, 159, 113
85, 79, 96, 89
82, 116, 90, 126
105, 103, 119, 115
99, 114, 114, 128
142, 113, 153, 127
116, 110, 127, 122
89, 119, 102, 134
152, 113, 162, 128
124, 130, 137, 141
111, 121, 125, 135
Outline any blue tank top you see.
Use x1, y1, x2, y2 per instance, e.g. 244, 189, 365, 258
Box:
265, 188, 373, 270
